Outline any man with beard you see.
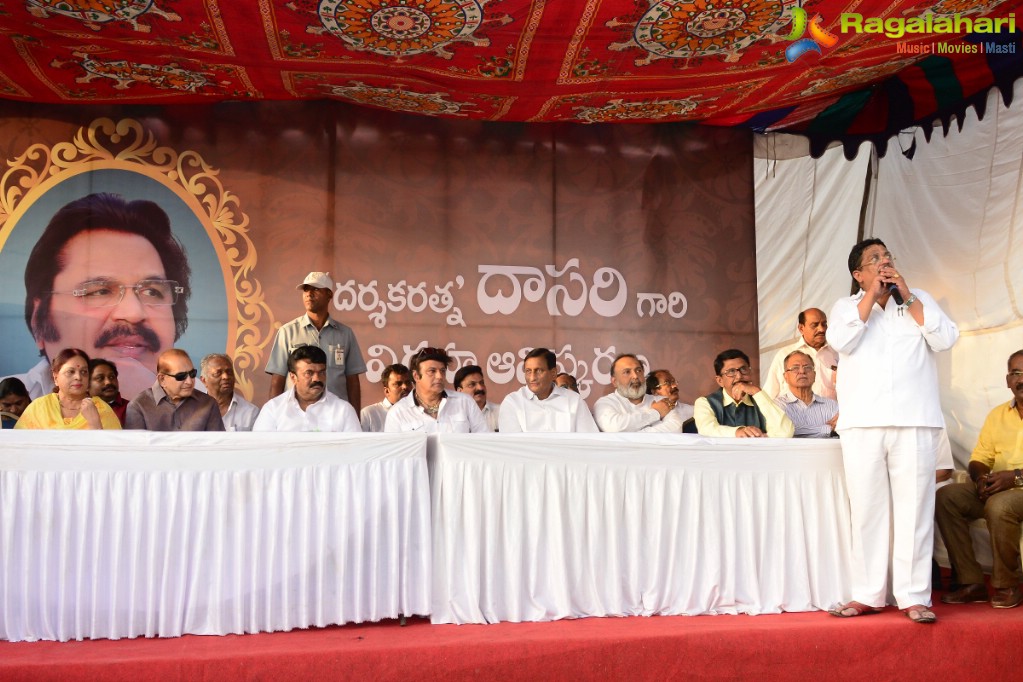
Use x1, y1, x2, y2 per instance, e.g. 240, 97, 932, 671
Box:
88, 358, 129, 425
254, 345, 360, 432
936, 350, 1023, 610
454, 363, 500, 432
762, 308, 838, 400
694, 349, 794, 438
200, 353, 259, 431
361, 363, 412, 432
11, 193, 191, 400
126, 349, 224, 431
595, 354, 685, 433
384, 346, 489, 433
499, 347, 598, 433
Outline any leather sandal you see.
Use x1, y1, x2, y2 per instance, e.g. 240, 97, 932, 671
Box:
828, 601, 884, 618
903, 604, 937, 623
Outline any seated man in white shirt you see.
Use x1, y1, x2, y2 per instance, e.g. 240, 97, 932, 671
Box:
773, 350, 839, 438
360, 363, 411, 432
646, 368, 696, 426
200, 353, 259, 431
595, 354, 685, 433
694, 348, 795, 438
384, 346, 490, 433
253, 345, 361, 432
499, 347, 598, 433
762, 307, 839, 400
454, 363, 500, 431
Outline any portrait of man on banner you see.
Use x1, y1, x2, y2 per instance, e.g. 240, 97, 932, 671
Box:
0, 169, 230, 400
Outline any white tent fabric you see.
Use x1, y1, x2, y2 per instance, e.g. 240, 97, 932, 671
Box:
755, 81, 1023, 466
754, 138, 869, 367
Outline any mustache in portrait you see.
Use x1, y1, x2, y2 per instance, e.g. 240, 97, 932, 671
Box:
95, 323, 162, 352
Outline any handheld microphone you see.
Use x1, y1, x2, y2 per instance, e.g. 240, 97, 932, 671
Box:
887, 282, 904, 305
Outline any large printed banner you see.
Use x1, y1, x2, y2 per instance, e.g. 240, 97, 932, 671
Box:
0, 102, 756, 406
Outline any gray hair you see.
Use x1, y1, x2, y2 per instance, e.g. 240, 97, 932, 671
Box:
200, 353, 232, 377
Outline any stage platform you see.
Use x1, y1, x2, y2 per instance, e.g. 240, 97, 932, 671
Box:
3, 594, 1023, 681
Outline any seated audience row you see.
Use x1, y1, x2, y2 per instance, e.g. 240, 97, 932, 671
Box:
13, 343, 847, 439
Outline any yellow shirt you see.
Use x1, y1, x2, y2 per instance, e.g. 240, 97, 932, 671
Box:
14, 393, 123, 430
969, 400, 1023, 472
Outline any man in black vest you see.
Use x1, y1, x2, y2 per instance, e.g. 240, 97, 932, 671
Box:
693, 348, 794, 438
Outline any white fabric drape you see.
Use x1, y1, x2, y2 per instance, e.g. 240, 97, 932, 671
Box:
755, 81, 1023, 466
429, 433, 852, 624
0, 431, 431, 642
754, 139, 870, 375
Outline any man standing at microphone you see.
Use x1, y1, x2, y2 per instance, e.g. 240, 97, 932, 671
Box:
827, 239, 958, 624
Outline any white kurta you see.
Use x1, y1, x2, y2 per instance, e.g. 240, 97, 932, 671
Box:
222, 394, 260, 431
360, 398, 394, 433
498, 385, 598, 433
252, 389, 361, 432
593, 392, 685, 433
828, 288, 958, 429
826, 287, 959, 609
384, 390, 491, 433
762, 340, 839, 400
482, 401, 501, 432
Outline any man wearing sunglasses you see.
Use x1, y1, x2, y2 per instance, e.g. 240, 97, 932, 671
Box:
125, 349, 224, 431
693, 348, 794, 438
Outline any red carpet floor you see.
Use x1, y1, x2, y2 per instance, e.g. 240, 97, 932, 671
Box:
3, 599, 1023, 681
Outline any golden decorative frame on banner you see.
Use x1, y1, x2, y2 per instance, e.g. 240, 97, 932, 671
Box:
0, 117, 275, 400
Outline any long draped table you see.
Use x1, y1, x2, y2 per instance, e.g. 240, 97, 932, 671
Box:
429, 433, 853, 624
0, 431, 431, 642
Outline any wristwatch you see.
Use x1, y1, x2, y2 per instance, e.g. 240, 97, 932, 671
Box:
1015, 469, 1023, 488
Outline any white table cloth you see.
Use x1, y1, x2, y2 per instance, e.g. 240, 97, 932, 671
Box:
429, 433, 853, 624
1, 431, 430, 642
